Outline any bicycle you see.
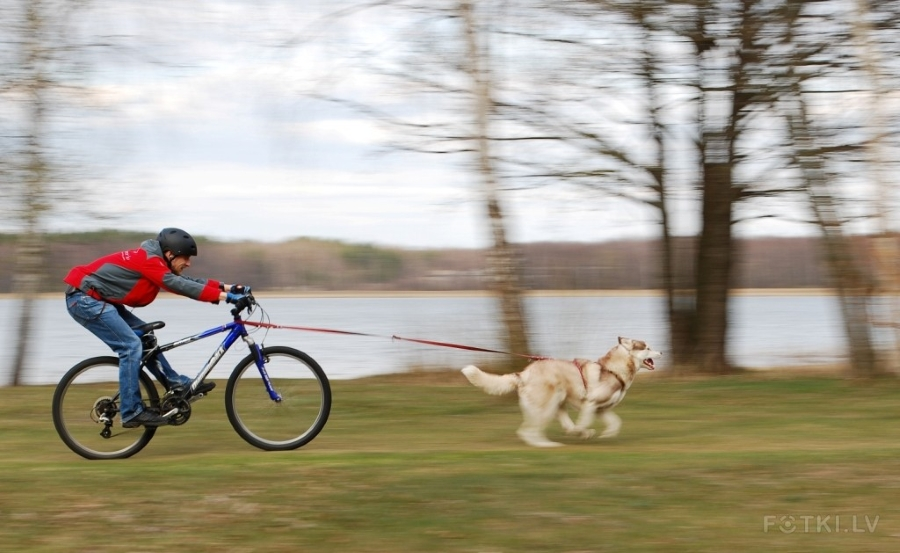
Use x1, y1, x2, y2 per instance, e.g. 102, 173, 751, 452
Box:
52, 293, 331, 460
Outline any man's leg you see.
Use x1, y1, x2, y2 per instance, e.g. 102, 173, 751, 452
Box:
114, 306, 192, 389
66, 293, 152, 423
156, 353, 192, 388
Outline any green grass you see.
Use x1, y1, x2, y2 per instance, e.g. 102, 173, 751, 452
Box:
2, 371, 900, 552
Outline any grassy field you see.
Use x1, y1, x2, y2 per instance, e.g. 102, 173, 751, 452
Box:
2, 370, 899, 552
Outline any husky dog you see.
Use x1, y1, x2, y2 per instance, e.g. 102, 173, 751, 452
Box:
461, 337, 661, 448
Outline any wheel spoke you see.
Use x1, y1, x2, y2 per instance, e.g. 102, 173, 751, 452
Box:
52, 357, 158, 460
226, 347, 331, 450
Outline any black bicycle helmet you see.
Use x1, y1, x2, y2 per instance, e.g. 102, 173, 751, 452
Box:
157, 227, 198, 257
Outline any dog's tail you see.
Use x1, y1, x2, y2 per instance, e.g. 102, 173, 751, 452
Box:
461, 365, 520, 395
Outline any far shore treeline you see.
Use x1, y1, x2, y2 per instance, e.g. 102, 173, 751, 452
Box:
0, 230, 861, 294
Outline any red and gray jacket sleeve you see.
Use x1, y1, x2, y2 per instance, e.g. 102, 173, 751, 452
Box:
148, 262, 221, 302
131, 241, 221, 303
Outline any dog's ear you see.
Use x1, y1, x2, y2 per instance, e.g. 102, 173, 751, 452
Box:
618, 336, 634, 349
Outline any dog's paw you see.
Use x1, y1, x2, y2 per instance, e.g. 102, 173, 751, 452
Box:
598, 429, 619, 439
566, 427, 595, 439
531, 440, 564, 448
517, 429, 564, 448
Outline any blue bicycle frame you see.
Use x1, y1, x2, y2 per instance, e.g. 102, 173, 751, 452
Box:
145, 316, 283, 403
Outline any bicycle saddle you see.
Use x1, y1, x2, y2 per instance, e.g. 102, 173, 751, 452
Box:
135, 321, 166, 334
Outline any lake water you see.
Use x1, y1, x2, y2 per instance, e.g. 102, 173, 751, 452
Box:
0, 293, 854, 385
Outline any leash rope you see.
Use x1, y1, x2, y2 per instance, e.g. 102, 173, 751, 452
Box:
242, 320, 548, 361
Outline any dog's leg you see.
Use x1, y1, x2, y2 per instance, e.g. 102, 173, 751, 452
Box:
558, 409, 578, 434
598, 410, 622, 439
517, 393, 564, 448
571, 402, 597, 439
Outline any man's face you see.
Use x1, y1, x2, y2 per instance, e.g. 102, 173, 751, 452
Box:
168, 254, 192, 275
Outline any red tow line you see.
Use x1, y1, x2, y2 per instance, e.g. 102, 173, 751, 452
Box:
243, 320, 548, 361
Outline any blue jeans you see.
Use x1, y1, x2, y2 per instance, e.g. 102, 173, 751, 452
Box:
65, 290, 191, 423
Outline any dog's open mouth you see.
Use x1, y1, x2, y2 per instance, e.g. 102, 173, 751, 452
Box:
642, 358, 655, 370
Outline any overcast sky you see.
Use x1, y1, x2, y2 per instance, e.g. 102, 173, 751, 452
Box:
6, 0, 888, 249
27, 2, 644, 248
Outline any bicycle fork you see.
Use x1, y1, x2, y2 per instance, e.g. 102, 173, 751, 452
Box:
248, 337, 283, 403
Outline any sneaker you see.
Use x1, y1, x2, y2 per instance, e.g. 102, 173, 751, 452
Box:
193, 381, 216, 396
123, 410, 170, 428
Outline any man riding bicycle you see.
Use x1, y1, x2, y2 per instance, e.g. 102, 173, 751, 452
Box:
64, 227, 249, 428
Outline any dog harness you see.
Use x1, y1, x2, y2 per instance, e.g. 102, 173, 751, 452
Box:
572, 359, 590, 389
605, 369, 627, 390
572, 359, 627, 390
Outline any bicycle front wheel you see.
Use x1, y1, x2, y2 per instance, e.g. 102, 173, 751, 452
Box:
52, 356, 160, 460
226, 346, 331, 451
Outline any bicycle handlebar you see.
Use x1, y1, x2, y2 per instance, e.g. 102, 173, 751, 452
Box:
230, 292, 256, 317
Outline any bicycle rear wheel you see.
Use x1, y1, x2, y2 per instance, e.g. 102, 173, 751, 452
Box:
225, 346, 331, 451
52, 356, 160, 460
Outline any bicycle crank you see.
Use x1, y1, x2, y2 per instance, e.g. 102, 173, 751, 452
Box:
160, 396, 192, 426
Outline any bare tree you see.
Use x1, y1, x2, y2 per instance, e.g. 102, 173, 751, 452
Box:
851, 0, 900, 369
304, 0, 533, 361
459, 0, 531, 360
496, 0, 799, 373
1, 0, 95, 385
3, 1, 54, 386
776, 0, 884, 376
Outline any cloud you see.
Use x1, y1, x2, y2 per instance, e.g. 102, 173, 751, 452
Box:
15, 0, 882, 249
286, 118, 391, 146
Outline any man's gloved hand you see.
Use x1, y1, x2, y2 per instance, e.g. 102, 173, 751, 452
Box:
226, 291, 247, 304
230, 284, 251, 295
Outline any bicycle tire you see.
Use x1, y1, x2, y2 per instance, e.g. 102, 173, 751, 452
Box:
225, 346, 331, 451
52, 356, 160, 460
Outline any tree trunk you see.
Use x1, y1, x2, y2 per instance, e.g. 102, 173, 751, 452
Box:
459, 0, 531, 365
683, 0, 759, 374
784, 67, 878, 377
852, 0, 900, 372
692, 157, 734, 373
8, 0, 50, 386
633, 4, 692, 370
10, 233, 44, 386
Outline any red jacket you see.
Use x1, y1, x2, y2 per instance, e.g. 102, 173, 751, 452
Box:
64, 239, 221, 307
